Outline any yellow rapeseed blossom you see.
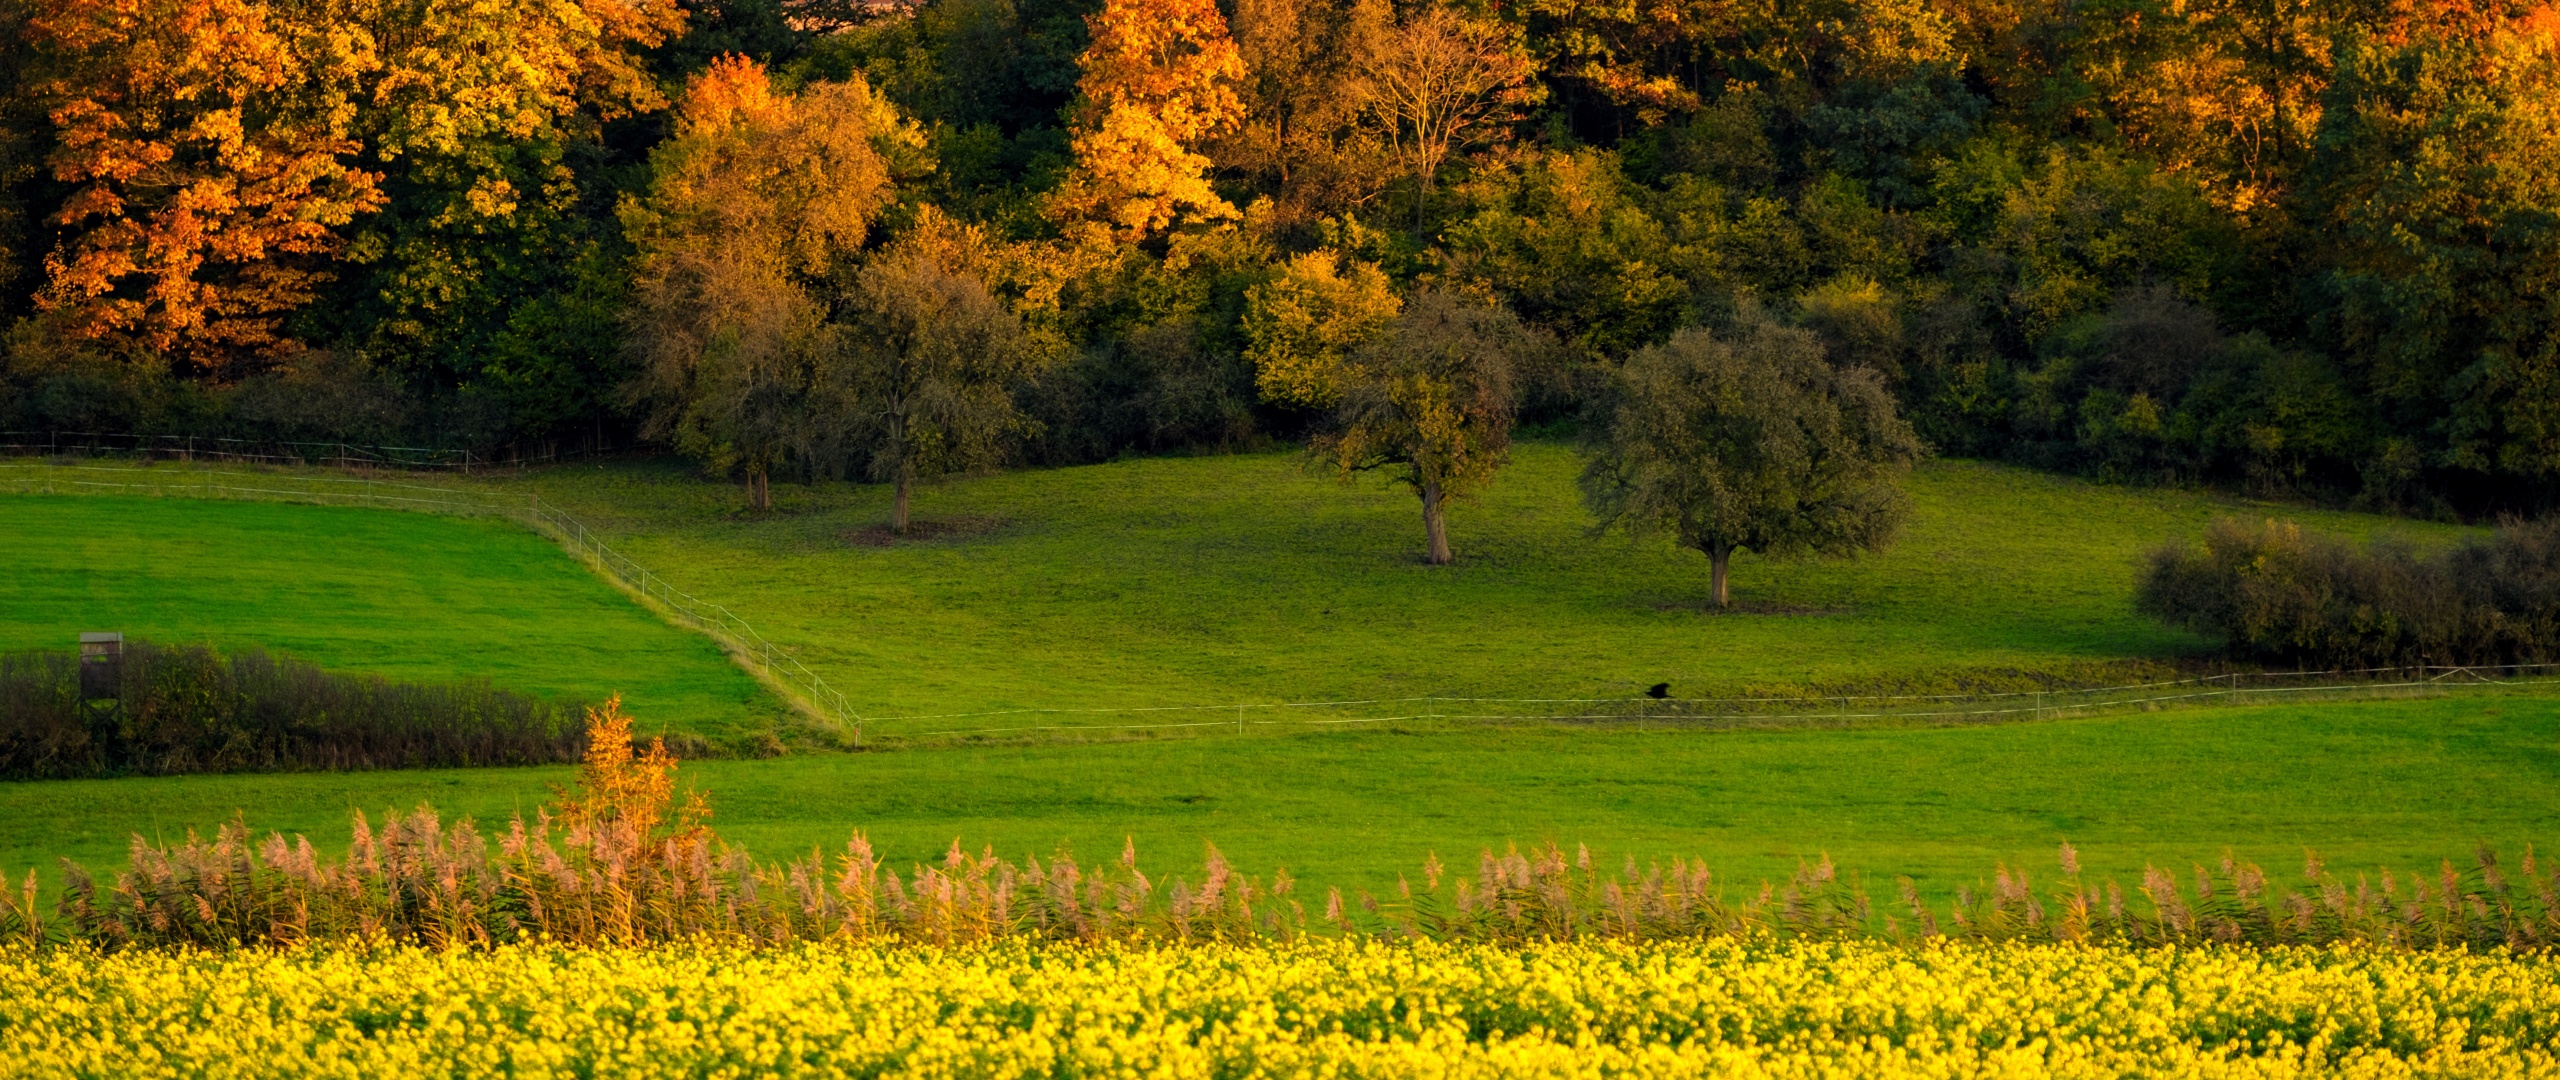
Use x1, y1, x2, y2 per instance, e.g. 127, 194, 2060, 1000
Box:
2, 939, 2556, 1078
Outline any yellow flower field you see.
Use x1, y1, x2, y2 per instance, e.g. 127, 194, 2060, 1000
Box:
3, 939, 2556, 1078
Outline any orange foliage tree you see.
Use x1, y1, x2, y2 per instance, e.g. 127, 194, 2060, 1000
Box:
29, 0, 381, 372
622, 56, 921, 509
26, 0, 683, 374
1051, 0, 1248, 238
550, 694, 709, 847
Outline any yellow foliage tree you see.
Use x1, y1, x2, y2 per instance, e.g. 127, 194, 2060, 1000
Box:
1242, 249, 1402, 408
1051, 0, 1247, 237
621, 56, 922, 508
551, 695, 709, 847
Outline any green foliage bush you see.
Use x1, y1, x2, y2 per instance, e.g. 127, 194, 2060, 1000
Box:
2137, 517, 2560, 668
0, 642, 585, 779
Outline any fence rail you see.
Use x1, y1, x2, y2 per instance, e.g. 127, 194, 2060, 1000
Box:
857, 664, 2560, 740
0, 460, 864, 742
0, 431, 610, 471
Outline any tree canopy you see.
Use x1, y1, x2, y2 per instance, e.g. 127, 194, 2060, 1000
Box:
1317, 289, 1541, 564
1581, 316, 1925, 605
2, 0, 2558, 522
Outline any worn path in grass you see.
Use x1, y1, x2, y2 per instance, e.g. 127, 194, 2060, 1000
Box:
0, 495, 786, 740
7, 694, 2551, 896
490, 448, 2479, 735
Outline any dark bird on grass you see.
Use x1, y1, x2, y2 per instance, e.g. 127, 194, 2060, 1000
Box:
1646, 683, 1670, 699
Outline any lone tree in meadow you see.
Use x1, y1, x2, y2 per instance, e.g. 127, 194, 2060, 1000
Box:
1580, 316, 1924, 607
829, 223, 1034, 533
1317, 289, 1541, 564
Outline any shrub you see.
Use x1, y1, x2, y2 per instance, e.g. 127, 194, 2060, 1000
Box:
0, 640, 584, 779
2136, 517, 2560, 668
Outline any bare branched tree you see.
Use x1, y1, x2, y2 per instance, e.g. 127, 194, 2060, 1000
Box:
1222, 0, 1396, 220
1352, 5, 1539, 227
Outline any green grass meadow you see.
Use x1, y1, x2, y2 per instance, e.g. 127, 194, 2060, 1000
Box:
491, 445, 2477, 731
1, 448, 2549, 898
3, 694, 2551, 897
0, 493, 786, 739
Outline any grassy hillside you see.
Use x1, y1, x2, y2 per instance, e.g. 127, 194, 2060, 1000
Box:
4, 693, 2551, 896
492, 446, 2476, 735
1, 450, 2484, 739
0, 494, 787, 741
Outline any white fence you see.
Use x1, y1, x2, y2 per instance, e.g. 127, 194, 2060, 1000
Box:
0, 431, 610, 471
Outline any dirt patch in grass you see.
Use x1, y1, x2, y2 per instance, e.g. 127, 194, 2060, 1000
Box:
844, 515, 1009, 547
1648, 598, 1853, 616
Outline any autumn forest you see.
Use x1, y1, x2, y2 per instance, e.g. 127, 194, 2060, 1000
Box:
0, 0, 2556, 516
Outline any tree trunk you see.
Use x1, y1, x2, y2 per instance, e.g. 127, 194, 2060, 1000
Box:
749, 465, 770, 511
1709, 543, 1730, 608
1420, 477, 1451, 565
892, 477, 911, 534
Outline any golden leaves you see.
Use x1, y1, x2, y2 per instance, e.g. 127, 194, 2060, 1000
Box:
551, 694, 709, 844
25, 0, 684, 370
1243, 249, 1402, 408
31, 0, 380, 371
1051, 0, 1248, 237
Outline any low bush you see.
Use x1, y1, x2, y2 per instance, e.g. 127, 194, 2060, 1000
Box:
0, 641, 584, 779
2137, 516, 2560, 668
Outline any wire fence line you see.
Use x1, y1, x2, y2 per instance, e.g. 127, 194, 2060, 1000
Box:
0, 431, 612, 471
0, 460, 865, 742
885, 664, 2560, 740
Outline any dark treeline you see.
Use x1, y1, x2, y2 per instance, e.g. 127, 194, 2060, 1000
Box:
0, 0, 2555, 516
0, 642, 586, 779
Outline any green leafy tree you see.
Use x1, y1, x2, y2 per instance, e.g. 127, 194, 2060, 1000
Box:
1581, 314, 1924, 606
829, 220, 1035, 532
1436, 149, 1692, 357
1317, 289, 1541, 564
2298, 15, 2560, 492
